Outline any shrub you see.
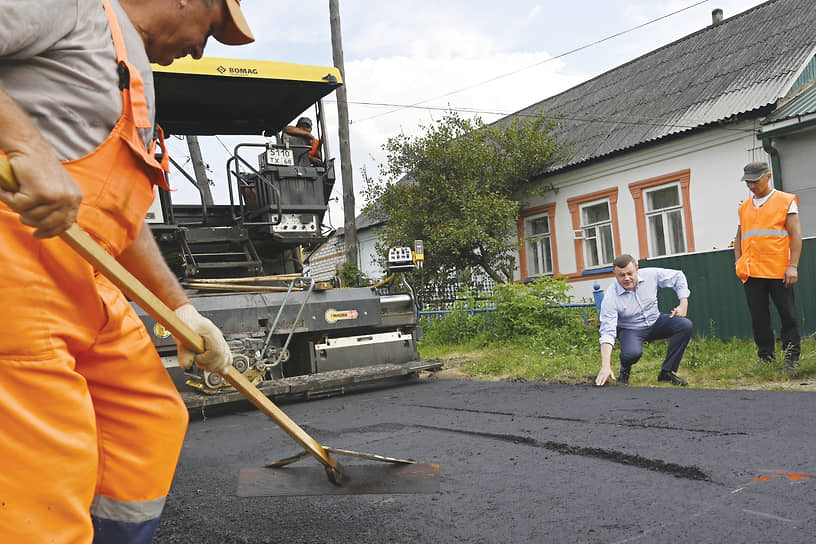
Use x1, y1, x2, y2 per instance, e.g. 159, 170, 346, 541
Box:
487, 276, 575, 339
336, 262, 372, 287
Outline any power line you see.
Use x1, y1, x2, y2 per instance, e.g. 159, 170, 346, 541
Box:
352, 0, 710, 124
324, 99, 755, 134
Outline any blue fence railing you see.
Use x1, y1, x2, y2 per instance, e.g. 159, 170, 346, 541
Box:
420, 301, 600, 327
419, 282, 606, 328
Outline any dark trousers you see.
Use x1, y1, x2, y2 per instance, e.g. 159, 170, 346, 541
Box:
743, 277, 800, 362
618, 313, 693, 373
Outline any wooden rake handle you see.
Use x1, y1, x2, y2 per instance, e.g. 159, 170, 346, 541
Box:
0, 154, 344, 483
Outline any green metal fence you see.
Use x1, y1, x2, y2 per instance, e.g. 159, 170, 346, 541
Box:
639, 237, 815, 339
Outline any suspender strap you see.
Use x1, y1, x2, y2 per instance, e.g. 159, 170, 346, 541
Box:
101, 0, 152, 129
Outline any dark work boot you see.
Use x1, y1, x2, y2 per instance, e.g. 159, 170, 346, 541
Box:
758, 351, 775, 364
657, 370, 688, 386
618, 365, 631, 385
784, 358, 799, 374
783, 344, 799, 374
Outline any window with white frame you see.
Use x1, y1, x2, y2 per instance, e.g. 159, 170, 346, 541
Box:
644, 183, 686, 256
581, 200, 614, 267
524, 214, 553, 275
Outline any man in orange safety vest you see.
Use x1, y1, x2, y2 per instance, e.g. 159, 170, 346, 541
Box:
734, 161, 802, 373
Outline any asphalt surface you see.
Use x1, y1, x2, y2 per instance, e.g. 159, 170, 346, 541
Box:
155, 378, 816, 543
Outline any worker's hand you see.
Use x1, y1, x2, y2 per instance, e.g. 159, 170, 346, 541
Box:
173, 303, 233, 373
595, 366, 615, 387
784, 266, 798, 287
670, 298, 688, 318
0, 151, 83, 238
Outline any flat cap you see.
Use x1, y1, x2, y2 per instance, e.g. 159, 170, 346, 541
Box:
741, 161, 770, 181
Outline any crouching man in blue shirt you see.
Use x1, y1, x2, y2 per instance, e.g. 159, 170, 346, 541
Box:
595, 254, 693, 387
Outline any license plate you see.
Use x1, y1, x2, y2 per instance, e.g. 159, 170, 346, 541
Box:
267, 148, 294, 166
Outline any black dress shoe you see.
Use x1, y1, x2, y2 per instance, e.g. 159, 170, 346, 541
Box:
618, 366, 631, 385
657, 370, 688, 386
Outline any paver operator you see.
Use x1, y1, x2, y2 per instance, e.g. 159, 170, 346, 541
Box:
0, 1, 253, 542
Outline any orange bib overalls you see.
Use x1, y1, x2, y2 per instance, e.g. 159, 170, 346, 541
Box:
0, 2, 188, 543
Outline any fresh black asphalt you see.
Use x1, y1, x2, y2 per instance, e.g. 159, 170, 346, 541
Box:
155, 378, 816, 543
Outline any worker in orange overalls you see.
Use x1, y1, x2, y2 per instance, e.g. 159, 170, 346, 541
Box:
735, 161, 802, 373
0, 1, 254, 542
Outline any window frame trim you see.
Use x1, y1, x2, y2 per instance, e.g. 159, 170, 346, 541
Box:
629, 169, 695, 259
579, 199, 615, 268
518, 203, 559, 279
567, 187, 621, 273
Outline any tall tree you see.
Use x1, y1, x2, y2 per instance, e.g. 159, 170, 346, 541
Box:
364, 111, 569, 291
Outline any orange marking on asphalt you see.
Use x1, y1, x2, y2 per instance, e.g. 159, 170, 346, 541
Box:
754, 477, 771, 482
772, 472, 814, 482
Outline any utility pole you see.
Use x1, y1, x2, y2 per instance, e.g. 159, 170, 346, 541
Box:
329, 0, 358, 267
186, 135, 213, 207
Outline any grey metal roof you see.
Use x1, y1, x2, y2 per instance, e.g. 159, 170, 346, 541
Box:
512, 0, 816, 172
763, 81, 816, 123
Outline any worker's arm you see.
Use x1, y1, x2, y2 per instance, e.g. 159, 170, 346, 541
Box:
284, 125, 313, 140
308, 145, 322, 164
117, 222, 190, 310
784, 213, 802, 287
595, 343, 616, 386
734, 225, 742, 260
0, 82, 82, 238
118, 223, 232, 372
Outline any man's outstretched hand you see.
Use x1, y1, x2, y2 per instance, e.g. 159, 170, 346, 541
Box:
595, 367, 616, 387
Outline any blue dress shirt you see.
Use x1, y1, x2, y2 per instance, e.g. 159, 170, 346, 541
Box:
599, 267, 691, 345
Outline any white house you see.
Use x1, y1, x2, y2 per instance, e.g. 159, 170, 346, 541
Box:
512, 0, 816, 299
757, 81, 816, 236
306, 211, 387, 282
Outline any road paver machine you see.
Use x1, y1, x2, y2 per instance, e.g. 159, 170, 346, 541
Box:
136, 57, 438, 407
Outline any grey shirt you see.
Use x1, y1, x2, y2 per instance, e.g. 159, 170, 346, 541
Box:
0, 0, 154, 160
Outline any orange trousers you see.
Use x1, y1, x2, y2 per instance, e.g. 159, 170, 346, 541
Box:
0, 209, 189, 543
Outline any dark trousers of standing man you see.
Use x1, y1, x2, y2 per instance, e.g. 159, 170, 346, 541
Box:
618, 313, 694, 372
743, 277, 800, 363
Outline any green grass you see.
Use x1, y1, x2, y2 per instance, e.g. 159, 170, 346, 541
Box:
418, 278, 814, 390
419, 336, 816, 390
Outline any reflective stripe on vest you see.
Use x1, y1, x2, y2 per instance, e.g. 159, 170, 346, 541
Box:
742, 229, 789, 238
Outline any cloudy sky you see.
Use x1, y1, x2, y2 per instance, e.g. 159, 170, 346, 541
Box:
169, 0, 769, 228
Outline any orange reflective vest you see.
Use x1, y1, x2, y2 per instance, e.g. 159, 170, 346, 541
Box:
735, 190, 797, 283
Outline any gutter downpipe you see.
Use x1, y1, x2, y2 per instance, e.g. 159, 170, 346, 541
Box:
761, 135, 783, 191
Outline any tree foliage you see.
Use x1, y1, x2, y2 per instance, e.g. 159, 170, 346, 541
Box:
363, 110, 569, 291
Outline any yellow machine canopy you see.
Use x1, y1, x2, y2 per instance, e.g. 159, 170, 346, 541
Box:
152, 57, 342, 136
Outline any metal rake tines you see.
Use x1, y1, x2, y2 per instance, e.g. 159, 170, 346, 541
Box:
266, 447, 416, 468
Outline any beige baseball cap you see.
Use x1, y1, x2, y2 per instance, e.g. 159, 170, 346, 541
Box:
213, 0, 255, 46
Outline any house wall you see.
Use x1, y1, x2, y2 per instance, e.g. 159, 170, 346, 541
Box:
357, 227, 387, 280
306, 227, 387, 282
518, 121, 767, 301
306, 235, 345, 281
771, 130, 816, 237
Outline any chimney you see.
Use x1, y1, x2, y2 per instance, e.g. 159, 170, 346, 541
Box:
712, 8, 723, 25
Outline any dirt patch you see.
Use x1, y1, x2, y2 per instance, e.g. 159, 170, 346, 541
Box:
422, 357, 482, 380
729, 379, 816, 391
